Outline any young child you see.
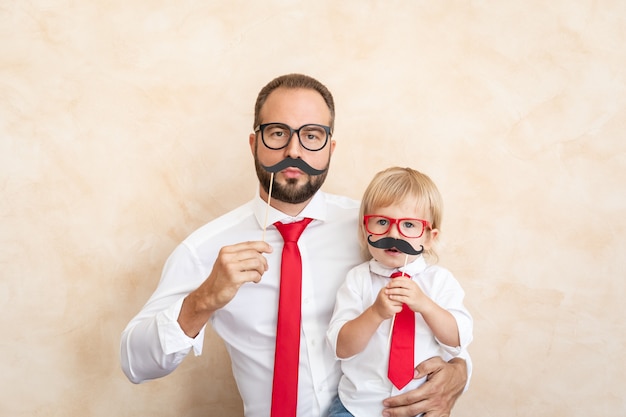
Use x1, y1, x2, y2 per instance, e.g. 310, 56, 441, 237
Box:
326, 166, 473, 417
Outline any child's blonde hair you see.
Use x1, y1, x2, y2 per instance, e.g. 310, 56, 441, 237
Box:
358, 166, 443, 262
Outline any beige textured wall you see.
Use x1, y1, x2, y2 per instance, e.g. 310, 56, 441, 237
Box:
1, 1, 625, 416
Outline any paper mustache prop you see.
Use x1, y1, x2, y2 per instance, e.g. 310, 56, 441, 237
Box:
260, 157, 327, 241
367, 235, 423, 256
261, 157, 327, 176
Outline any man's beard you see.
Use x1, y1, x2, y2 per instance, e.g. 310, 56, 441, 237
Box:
254, 156, 330, 204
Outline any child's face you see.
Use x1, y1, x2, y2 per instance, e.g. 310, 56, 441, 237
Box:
365, 196, 438, 268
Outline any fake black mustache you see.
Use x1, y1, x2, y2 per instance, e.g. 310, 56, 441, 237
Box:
261, 157, 327, 176
367, 235, 424, 256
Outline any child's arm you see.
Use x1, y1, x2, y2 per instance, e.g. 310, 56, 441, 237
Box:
336, 287, 402, 358
417, 299, 460, 347
387, 279, 460, 347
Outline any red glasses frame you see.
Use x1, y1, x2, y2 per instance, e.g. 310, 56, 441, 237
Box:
363, 215, 431, 238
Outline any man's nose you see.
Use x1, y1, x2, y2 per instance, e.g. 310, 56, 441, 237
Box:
283, 131, 303, 158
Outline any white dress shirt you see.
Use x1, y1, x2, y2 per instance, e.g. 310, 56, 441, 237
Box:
120, 191, 362, 417
326, 258, 473, 417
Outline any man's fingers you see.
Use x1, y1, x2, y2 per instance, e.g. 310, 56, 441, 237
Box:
239, 269, 264, 284
414, 356, 446, 377
383, 357, 467, 417
216, 241, 273, 283
236, 256, 268, 272
236, 257, 269, 283
221, 240, 273, 256
382, 388, 426, 417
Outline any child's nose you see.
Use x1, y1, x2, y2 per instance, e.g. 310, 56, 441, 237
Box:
387, 223, 403, 237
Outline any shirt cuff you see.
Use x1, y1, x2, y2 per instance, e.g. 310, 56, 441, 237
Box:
156, 296, 205, 356
437, 340, 463, 357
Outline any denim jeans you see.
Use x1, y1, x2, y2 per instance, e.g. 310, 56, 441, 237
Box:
327, 395, 355, 417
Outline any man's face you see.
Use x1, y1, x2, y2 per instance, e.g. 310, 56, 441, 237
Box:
250, 88, 335, 205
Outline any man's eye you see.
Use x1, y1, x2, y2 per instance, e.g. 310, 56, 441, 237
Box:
267, 129, 287, 138
302, 127, 325, 140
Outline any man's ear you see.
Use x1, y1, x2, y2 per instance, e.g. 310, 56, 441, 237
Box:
249, 133, 256, 154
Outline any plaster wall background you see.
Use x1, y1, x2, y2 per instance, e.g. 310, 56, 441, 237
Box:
1, 1, 625, 416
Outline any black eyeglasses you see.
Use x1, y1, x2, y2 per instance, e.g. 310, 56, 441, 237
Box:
254, 122, 331, 151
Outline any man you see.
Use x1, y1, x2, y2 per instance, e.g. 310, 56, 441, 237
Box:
121, 73, 469, 417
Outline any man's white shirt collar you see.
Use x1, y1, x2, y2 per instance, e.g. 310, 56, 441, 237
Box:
252, 188, 328, 228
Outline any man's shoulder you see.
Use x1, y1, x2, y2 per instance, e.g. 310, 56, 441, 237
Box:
185, 199, 256, 245
320, 191, 360, 210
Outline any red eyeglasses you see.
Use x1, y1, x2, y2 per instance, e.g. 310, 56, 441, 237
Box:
363, 215, 431, 238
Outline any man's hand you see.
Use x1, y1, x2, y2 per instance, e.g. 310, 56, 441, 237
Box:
382, 357, 467, 417
178, 241, 272, 337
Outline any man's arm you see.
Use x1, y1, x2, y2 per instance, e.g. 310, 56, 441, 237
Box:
382, 357, 468, 417
178, 241, 272, 337
120, 241, 271, 383
120, 301, 193, 383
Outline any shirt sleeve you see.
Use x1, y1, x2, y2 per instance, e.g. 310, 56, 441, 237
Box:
427, 269, 474, 391
425, 268, 473, 353
120, 243, 207, 384
326, 266, 368, 360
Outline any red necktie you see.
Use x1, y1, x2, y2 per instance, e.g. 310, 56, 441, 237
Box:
388, 271, 415, 389
270, 218, 313, 417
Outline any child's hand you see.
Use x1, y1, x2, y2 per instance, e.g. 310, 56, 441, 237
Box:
371, 287, 403, 320
385, 277, 428, 313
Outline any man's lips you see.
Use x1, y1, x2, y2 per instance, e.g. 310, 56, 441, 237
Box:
281, 167, 303, 178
